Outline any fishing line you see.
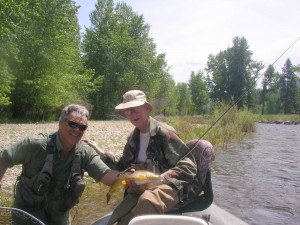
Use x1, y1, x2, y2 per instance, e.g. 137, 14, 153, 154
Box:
178, 35, 300, 162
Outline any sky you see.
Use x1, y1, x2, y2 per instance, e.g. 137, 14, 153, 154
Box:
75, 0, 300, 84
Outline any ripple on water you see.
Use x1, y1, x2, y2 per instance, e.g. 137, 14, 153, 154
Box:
212, 123, 300, 225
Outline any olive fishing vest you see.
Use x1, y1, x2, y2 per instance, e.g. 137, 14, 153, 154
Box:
14, 134, 85, 211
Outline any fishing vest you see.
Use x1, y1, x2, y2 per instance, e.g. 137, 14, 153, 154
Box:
129, 132, 164, 174
60, 151, 85, 211
14, 134, 56, 206
14, 134, 85, 211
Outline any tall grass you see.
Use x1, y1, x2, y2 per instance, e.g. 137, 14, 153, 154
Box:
169, 104, 256, 149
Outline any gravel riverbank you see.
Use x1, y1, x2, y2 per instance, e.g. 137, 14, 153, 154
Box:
0, 120, 134, 193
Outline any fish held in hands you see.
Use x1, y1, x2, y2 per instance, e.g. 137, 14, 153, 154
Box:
106, 170, 162, 203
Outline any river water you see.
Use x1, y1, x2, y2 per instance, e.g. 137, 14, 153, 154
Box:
212, 123, 300, 225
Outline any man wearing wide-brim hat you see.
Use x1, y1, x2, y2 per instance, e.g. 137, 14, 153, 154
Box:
87, 90, 197, 225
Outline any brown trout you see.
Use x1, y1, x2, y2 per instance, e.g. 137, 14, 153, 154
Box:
106, 170, 162, 203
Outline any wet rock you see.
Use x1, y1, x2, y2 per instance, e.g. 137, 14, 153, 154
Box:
274, 120, 284, 124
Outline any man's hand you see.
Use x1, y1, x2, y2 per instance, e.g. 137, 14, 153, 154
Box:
125, 179, 139, 189
82, 138, 105, 156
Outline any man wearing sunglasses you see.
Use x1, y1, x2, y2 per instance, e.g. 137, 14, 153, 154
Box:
0, 104, 119, 225
85, 90, 197, 225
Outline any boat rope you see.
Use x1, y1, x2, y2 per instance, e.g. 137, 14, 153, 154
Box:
177, 35, 300, 163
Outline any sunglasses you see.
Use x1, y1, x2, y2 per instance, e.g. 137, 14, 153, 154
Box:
123, 106, 143, 116
66, 120, 88, 131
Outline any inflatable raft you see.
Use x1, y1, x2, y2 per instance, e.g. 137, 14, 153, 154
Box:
91, 203, 248, 225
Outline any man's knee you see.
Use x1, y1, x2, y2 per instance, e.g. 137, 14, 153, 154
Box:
134, 185, 178, 214
134, 191, 162, 213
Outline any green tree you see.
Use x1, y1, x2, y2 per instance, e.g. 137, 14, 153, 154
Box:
206, 37, 261, 110
226, 37, 257, 109
206, 50, 229, 103
189, 71, 210, 114
176, 83, 193, 115
265, 92, 281, 114
0, 0, 27, 112
279, 58, 299, 114
10, 0, 90, 120
294, 64, 300, 72
261, 65, 276, 114
245, 60, 264, 111
83, 0, 175, 118
151, 72, 177, 116
259, 67, 282, 114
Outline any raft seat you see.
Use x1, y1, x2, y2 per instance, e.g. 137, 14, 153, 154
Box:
168, 139, 215, 214
128, 214, 208, 225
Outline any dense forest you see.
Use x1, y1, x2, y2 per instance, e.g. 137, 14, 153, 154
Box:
1, 0, 299, 121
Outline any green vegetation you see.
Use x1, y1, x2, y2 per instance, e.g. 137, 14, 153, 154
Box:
0, 0, 300, 220
0, 0, 299, 121
168, 104, 257, 149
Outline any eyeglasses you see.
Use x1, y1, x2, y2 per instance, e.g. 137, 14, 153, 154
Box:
66, 120, 88, 131
123, 106, 143, 116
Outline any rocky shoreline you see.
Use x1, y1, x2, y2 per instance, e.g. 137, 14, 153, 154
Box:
0, 121, 134, 194
258, 120, 300, 125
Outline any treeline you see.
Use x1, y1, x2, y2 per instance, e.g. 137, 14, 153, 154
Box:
1, 0, 299, 121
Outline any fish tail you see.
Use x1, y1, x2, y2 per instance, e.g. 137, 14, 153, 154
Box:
106, 179, 123, 204
106, 192, 111, 204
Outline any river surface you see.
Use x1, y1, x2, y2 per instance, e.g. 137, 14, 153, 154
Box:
212, 123, 300, 225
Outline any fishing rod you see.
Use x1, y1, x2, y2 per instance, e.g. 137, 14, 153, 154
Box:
178, 35, 300, 162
